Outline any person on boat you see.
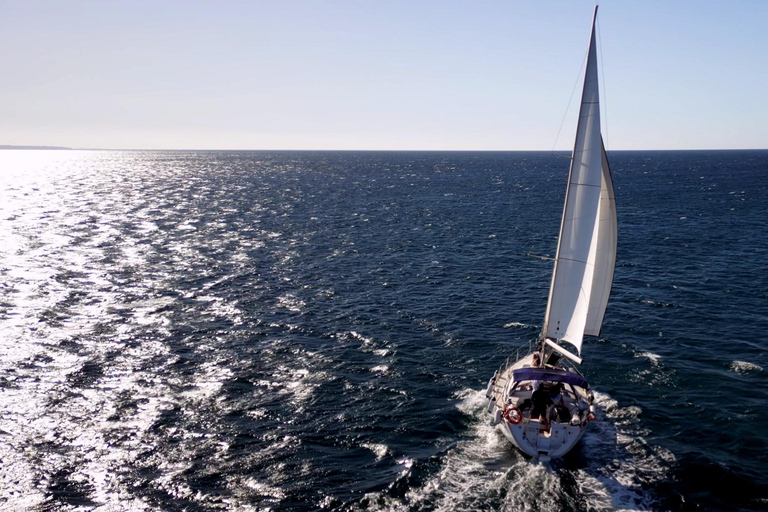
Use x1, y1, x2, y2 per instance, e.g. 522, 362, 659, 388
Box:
549, 383, 571, 423
527, 353, 543, 390
530, 383, 553, 429
522, 353, 544, 391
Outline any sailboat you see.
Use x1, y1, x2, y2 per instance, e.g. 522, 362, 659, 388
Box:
485, 6, 617, 461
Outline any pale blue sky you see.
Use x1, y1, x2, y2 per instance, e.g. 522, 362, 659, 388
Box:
1, 0, 766, 150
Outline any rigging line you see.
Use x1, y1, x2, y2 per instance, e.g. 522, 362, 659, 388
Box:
551, 35, 591, 155
597, 14, 609, 151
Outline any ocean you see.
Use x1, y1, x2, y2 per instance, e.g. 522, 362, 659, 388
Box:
0, 149, 766, 511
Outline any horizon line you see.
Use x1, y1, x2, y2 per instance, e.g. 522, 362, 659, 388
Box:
2, 145, 768, 152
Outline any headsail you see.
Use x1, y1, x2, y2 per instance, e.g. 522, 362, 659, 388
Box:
542, 5, 616, 357
584, 141, 617, 336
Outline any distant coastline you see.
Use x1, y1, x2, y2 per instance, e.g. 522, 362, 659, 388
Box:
0, 145, 72, 150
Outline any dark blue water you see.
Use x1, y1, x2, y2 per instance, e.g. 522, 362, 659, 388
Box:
0, 149, 766, 511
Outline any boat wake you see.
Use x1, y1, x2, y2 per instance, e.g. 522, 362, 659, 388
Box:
352, 389, 670, 512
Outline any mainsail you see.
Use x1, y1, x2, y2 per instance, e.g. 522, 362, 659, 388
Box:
542, 6, 617, 357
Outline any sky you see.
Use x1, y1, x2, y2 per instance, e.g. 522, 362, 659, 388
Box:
1, 0, 766, 151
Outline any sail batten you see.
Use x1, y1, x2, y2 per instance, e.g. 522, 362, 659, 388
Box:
542, 5, 616, 358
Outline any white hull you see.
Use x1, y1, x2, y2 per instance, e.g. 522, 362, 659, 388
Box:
495, 416, 586, 462
486, 354, 592, 461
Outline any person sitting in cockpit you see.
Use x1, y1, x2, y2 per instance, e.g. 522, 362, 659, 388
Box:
548, 383, 571, 422
530, 383, 553, 429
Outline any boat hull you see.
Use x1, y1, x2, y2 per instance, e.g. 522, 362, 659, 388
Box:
495, 416, 586, 462
486, 353, 592, 461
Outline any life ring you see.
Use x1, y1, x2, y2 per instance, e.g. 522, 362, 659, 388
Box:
503, 406, 522, 424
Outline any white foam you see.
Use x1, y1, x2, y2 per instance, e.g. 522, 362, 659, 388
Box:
354, 388, 669, 512
575, 391, 672, 511
730, 360, 763, 373
634, 351, 662, 366
503, 322, 534, 329
348, 331, 374, 344
363, 443, 390, 461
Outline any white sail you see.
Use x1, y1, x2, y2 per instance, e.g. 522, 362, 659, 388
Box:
543, 6, 616, 355
584, 142, 617, 335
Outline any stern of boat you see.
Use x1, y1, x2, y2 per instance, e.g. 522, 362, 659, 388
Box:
485, 354, 592, 461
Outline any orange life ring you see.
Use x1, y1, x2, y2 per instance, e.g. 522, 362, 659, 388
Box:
503, 406, 522, 424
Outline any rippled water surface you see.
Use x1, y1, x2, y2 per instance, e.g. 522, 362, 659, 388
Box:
0, 150, 766, 511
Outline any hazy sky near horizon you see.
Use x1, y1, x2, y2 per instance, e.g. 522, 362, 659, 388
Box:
2, 0, 766, 150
